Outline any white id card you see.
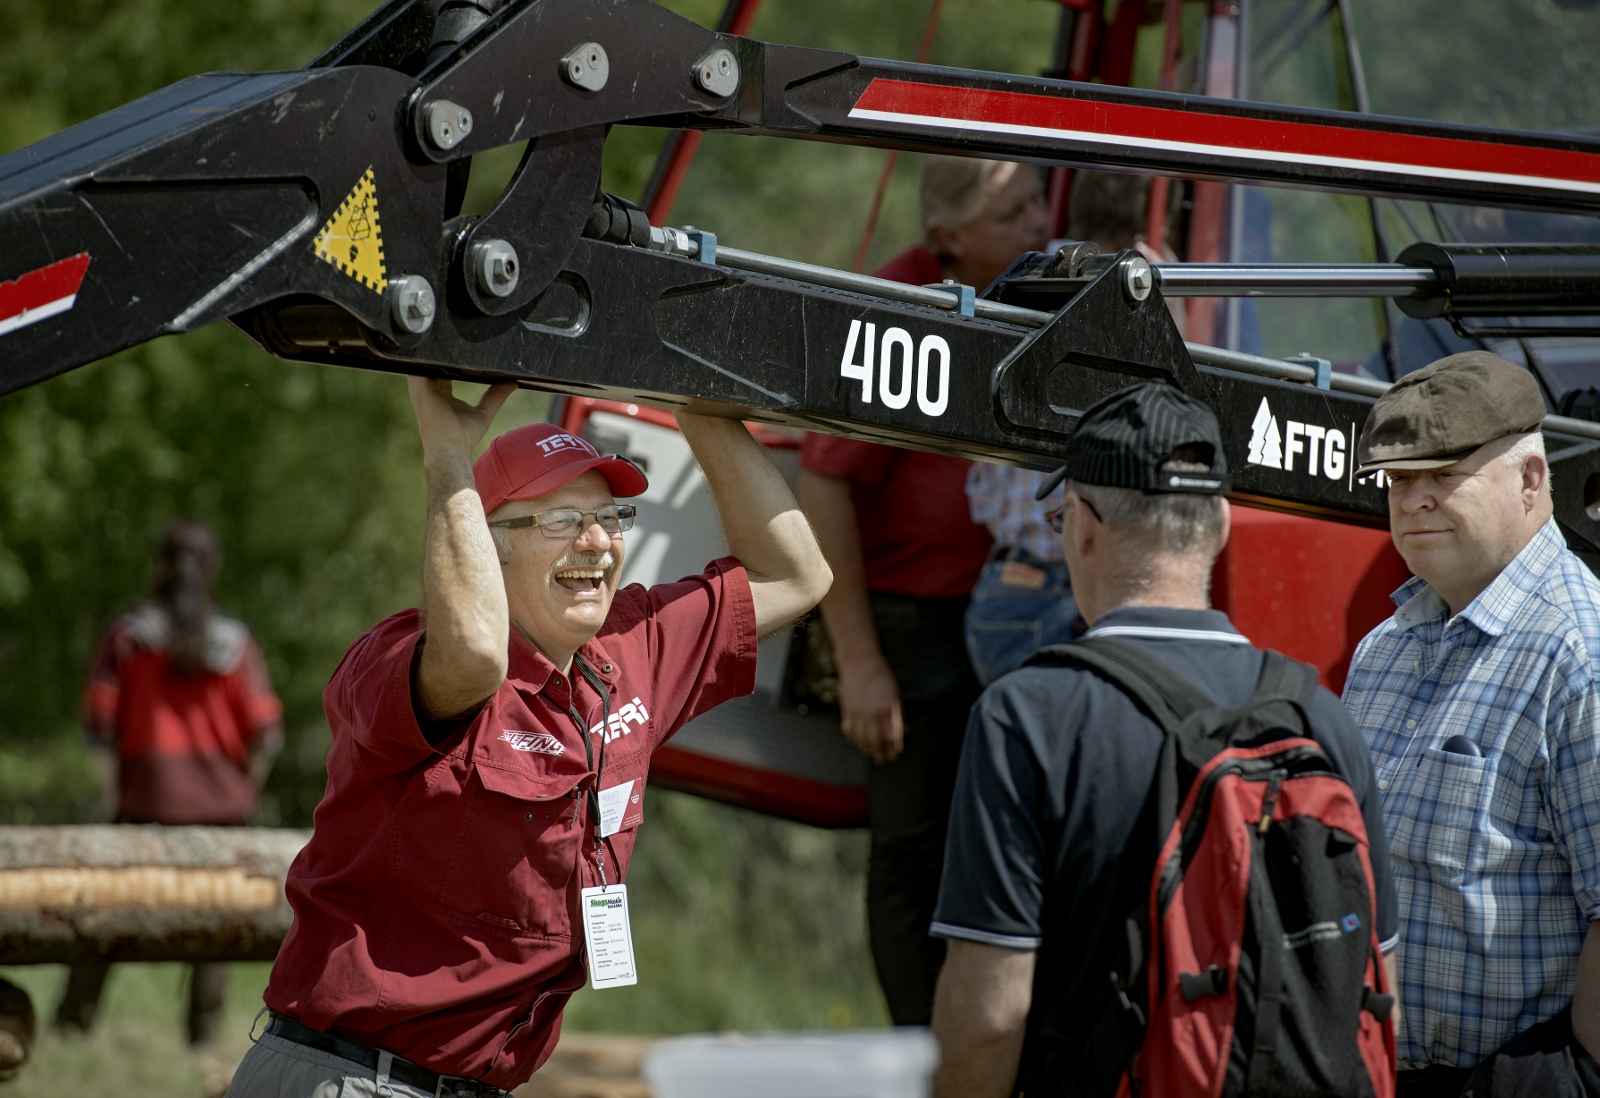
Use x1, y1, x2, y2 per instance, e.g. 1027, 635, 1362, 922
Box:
597, 780, 635, 838
580, 885, 638, 989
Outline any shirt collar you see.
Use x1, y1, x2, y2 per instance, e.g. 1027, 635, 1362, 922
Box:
507, 627, 621, 694
1085, 605, 1248, 642
1389, 517, 1564, 638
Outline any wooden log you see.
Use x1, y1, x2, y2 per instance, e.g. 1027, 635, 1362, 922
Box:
0, 826, 309, 964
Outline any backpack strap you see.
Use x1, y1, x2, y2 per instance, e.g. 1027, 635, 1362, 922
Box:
1253, 648, 1319, 711
1027, 637, 1216, 732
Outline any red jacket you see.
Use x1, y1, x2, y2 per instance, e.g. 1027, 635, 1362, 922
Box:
84, 606, 281, 824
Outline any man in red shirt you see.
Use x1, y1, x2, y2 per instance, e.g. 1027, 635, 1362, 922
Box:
231, 380, 830, 1098
66, 518, 283, 1044
798, 156, 1048, 1025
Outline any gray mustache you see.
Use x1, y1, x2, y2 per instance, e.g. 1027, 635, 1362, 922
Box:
549, 551, 616, 577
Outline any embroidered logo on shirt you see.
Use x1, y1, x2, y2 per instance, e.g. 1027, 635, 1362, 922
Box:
589, 697, 650, 744
499, 730, 566, 756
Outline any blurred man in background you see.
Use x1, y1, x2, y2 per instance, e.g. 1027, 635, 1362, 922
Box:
964, 170, 1180, 684
798, 155, 1047, 1024
64, 518, 283, 1044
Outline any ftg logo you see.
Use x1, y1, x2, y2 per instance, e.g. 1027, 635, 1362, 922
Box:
1246, 398, 1351, 484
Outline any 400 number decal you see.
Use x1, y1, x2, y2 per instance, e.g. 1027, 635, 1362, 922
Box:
839, 319, 951, 417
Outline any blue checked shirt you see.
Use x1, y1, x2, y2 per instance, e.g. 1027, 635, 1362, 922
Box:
1343, 519, 1600, 1069
966, 463, 1063, 562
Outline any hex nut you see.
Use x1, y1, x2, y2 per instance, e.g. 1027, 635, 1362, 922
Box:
390, 275, 437, 334
1122, 254, 1154, 303
693, 47, 739, 97
470, 238, 520, 298
424, 100, 473, 151
560, 42, 609, 92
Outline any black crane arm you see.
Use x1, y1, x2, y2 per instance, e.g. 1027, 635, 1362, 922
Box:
4, 0, 1600, 552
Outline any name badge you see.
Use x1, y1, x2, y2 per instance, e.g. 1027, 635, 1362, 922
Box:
580, 885, 638, 989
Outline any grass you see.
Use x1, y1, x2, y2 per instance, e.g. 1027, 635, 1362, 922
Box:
0, 962, 273, 1098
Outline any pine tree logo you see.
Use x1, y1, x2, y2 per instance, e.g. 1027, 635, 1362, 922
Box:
1247, 397, 1283, 469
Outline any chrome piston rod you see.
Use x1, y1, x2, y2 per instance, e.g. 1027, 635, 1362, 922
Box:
1153, 264, 1440, 297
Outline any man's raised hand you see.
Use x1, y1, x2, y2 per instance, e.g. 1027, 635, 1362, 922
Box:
408, 378, 518, 459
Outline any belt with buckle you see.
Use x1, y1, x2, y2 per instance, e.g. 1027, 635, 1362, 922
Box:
264, 1012, 506, 1098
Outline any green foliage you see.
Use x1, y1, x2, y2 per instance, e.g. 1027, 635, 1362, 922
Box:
0, 326, 432, 824
1351, 0, 1600, 131
566, 789, 885, 1031
628, 0, 1057, 272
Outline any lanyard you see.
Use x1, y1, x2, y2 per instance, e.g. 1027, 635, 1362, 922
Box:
564, 651, 611, 881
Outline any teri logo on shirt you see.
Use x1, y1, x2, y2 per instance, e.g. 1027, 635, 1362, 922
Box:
839, 318, 951, 417
1246, 398, 1349, 482
589, 697, 650, 744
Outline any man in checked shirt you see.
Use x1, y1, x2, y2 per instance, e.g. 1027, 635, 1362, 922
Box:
1343, 351, 1600, 1098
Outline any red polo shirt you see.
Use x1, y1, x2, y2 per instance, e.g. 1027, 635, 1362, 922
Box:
799, 245, 993, 599
264, 558, 757, 1089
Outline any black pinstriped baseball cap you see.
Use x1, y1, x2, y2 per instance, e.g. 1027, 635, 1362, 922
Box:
1035, 382, 1230, 499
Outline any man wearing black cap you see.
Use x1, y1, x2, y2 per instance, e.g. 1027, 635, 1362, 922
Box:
926, 381, 1397, 1098
1343, 351, 1600, 1097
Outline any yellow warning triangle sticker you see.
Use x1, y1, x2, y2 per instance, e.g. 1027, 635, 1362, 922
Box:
312, 167, 388, 293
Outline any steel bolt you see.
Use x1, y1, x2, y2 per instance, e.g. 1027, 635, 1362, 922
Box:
390, 275, 437, 334
470, 238, 521, 298
424, 100, 473, 151
693, 47, 740, 97
560, 42, 609, 92
1122, 254, 1154, 303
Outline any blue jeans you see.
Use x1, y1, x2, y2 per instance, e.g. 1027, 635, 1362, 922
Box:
964, 554, 1079, 686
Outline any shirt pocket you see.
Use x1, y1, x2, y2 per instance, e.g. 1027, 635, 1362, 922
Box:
1412, 746, 1490, 887
597, 746, 649, 875
435, 762, 584, 937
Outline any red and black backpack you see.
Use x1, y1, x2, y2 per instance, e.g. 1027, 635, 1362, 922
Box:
1019, 637, 1396, 1098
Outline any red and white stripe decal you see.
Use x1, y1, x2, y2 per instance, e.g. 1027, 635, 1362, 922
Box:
0, 253, 92, 337
849, 79, 1600, 198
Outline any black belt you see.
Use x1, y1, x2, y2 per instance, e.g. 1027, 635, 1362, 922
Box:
264, 1013, 507, 1098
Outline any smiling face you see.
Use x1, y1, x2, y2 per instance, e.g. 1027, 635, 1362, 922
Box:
1385, 434, 1551, 615
489, 470, 627, 666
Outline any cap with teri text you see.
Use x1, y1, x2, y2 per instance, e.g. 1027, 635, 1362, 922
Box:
473, 423, 648, 515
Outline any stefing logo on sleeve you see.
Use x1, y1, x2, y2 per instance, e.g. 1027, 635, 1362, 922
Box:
839, 318, 951, 417
590, 697, 651, 744
1246, 398, 1349, 482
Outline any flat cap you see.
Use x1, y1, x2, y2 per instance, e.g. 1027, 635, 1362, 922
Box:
1036, 381, 1229, 499
1356, 351, 1546, 477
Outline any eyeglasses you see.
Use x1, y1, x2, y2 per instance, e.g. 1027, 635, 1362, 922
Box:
1044, 494, 1103, 534
488, 504, 637, 539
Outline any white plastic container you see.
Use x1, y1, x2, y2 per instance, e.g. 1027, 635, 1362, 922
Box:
642, 1029, 940, 1098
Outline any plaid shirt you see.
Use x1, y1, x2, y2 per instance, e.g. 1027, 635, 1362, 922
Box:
1343, 519, 1600, 1069
966, 463, 1063, 562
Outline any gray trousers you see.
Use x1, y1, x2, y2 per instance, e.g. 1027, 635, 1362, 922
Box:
227, 1030, 437, 1098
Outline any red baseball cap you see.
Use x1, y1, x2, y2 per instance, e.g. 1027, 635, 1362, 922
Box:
473, 423, 648, 514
